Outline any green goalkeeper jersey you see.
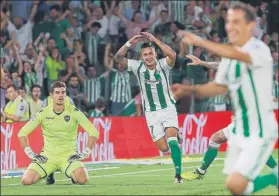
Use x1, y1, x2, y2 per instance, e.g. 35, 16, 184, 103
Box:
18, 105, 99, 158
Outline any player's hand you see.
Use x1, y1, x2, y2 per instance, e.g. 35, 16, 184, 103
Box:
186, 54, 201, 65
129, 35, 144, 45
141, 32, 156, 42
68, 148, 91, 163
171, 83, 190, 100
181, 32, 204, 46
24, 147, 48, 163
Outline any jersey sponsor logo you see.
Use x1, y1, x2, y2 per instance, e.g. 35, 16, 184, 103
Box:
46, 117, 55, 120
144, 70, 162, 85
20, 105, 24, 111
64, 115, 70, 122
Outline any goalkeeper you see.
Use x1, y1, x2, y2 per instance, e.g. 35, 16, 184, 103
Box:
18, 81, 99, 185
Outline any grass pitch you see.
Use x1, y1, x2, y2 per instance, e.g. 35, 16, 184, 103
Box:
1, 151, 278, 195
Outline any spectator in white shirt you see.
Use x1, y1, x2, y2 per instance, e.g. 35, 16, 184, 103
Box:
7, 2, 38, 53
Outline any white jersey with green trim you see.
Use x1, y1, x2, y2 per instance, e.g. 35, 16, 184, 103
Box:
215, 37, 278, 139
128, 58, 176, 112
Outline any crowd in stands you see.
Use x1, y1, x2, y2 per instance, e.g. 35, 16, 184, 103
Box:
0, 0, 278, 123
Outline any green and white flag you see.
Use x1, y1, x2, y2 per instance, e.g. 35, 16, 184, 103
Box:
119, 99, 136, 116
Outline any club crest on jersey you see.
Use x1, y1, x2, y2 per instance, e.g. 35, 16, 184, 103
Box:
144, 70, 162, 85
64, 115, 70, 122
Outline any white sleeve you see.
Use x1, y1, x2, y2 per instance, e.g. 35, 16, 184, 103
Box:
214, 58, 230, 86
14, 101, 28, 117
243, 41, 273, 69
158, 58, 173, 71
7, 21, 16, 36
127, 59, 140, 73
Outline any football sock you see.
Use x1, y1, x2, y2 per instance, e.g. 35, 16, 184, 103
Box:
167, 137, 182, 175
243, 173, 277, 194
200, 139, 220, 172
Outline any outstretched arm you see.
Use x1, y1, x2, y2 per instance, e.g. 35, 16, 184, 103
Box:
141, 32, 176, 67
186, 54, 219, 70
178, 31, 253, 65
172, 82, 228, 100
114, 35, 144, 68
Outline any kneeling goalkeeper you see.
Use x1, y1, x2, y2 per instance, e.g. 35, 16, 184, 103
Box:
18, 81, 99, 185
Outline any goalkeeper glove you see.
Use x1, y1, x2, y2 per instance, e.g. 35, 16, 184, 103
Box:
68, 148, 91, 163
24, 146, 48, 163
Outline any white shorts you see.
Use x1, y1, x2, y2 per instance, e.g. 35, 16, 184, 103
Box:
222, 123, 234, 139
223, 134, 277, 180
145, 106, 179, 142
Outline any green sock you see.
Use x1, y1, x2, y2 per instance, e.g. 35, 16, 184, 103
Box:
266, 155, 277, 169
252, 173, 277, 193
167, 137, 182, 175
200, 146, 219, 171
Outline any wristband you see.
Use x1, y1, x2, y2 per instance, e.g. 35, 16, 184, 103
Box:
24, 146, 33, 155
84, 147, 91, 156
125, 42, 132, 48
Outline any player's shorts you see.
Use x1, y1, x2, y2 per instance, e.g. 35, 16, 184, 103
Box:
222, 123, 234, 139
145, 106, 179, 142
27, 156, 85, 178
223, 133, 277, 180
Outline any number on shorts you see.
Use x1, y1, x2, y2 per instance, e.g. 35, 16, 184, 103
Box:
150, 126, 154, 136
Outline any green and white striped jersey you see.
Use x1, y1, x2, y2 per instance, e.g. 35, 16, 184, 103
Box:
89, 109, 104, 118
215, 37, 278, 139
273, 81, 278, 98
214, 94, 227, 105
83, 75, 105, 104
110, 69, 131, 103
128, 58, 176, 112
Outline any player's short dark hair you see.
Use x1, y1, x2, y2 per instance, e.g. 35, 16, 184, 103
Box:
141, 42, 155, 50
229, 1, 256, 22
7, 85, 18, 91
95, 97, 106, 109
50, 4, 61, 12
31, 84, 41, 92
50, 81, 66, 93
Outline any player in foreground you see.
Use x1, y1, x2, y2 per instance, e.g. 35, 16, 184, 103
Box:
18, 81, 99, 185
173, 2, 278, 194
114, 32, 183, 183
181, 55, 278, 181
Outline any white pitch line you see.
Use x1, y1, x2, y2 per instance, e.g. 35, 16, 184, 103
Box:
2, 164, 224, 187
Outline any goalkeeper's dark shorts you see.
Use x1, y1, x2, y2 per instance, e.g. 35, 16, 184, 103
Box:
27, 156, 85, 178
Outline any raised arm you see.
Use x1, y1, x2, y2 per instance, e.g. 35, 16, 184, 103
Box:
29, 1, 39, 23
141, 32, 176, 66
117, 2, 129, 26
73, 52, 85, 83
11, 42, 23, 76
114, 35, 144, 68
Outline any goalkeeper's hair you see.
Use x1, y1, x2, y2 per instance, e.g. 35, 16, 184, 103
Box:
50, 81, 66, 93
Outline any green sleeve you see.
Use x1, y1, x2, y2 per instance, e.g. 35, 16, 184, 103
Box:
74, 108, 99, 138
63, 19, 71, 31
45, 56, 52, 68
18, 109, 44, 137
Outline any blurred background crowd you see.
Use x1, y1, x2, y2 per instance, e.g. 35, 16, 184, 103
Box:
0, 0, 278, 122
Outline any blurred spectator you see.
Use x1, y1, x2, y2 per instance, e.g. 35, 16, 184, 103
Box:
27, 84, 42, 118
67, 74, 88, 111
134, 87, 142, 117
45, 47, 65, 89
108, 63, 132, 116
18, 86, 27, 101
48, 4, 72, 53
11, 0, 33, 21
169, 0, 188, 24
7, 1, 38, 53
4, 85, 29, 123
123, 0, 140, 21
84, 22, 103, 66
89, 97, 105, 118
153, 9, 170, 33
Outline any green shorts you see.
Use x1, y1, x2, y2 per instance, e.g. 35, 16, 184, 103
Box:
27, 156, 85, 179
